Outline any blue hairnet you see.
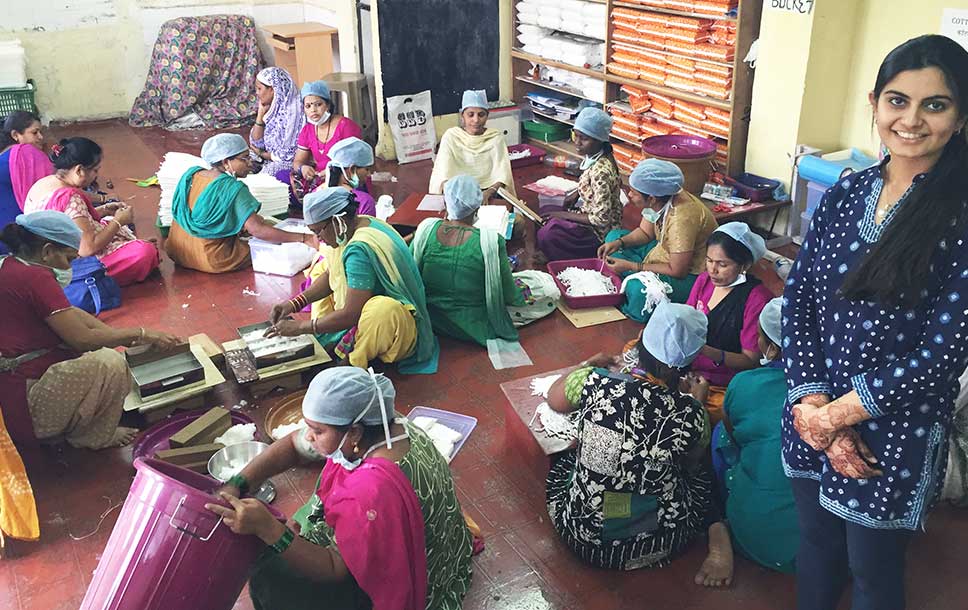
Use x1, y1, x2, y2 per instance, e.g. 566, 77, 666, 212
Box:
15, 211, 82, 251
460, 89, 489, 112
759, 297, 783, 347
302, 367, 396, 426
300, 80, 331, 101
443, 175, 483, 220
200, 133, 248, 165
713, 222, 767, 261
573, 107, 613, 142
641, 302, 708, 368
328, 137, 374, 169
629, 159, 684, 198
304, 187, 352, 224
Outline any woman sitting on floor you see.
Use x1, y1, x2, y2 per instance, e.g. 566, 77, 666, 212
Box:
537, 107, 623, 261
545, 302, 715, 572
325, 137, 377, 217
267, 187, 439, 373
705, 297, 799, 580
24, 137, 159, 286
0, 111, 53, 254
291, 81, 363, 206
685, 222, 773, 424
0, 212, 179, 450
411, 174, 526, 346
429, 89, 515, 199
206, 367, 473, 610
165, 133, 315, 274
599, 158, 718, 323
248, 67, 304, 187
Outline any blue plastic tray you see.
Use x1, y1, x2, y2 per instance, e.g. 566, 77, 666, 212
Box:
407, 406, 478, 460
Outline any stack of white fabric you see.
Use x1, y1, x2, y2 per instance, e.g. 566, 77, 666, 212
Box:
517, 0, 607, 42
411, 416, 464, 462
0, 40, 27, 88
474, 205, 510, 235
520, 30, 605, 69
544, 66, 605, 103
156, 152, 209, 227
241, 173, 290, 218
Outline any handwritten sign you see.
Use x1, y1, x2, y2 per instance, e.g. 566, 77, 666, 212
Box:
941, 9, 968, 51
766, 0, 814, 15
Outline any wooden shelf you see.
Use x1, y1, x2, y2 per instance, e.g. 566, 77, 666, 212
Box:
530, 107, 577, 127
511, 49, 605, 78
603, 73, 732, 110
525, 136, 582, 160
515, 75, 603, 104
611, 1, 737, 22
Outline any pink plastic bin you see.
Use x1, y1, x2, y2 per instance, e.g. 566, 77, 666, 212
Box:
547, 258, 624, 309
80, 458, 283, 610
508, 143, 546, 169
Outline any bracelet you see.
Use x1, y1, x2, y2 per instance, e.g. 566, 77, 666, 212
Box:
131, 327, 145, 347
618, 236, 625, 249
254, 120, 266, 127
311, 317, 320, 335
289, 293, 308, 311
226, 473, 250, 495
271, 526, 296, 554
716, 350, 726, 367
637, 261, 644, 272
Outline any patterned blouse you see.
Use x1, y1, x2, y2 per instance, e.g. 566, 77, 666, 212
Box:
577, 155, 623, 241
24, 188, 135, 258
781, 159, 968, 530
546, 367, 711, 570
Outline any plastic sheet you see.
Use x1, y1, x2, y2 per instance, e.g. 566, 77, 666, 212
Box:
487, 339, 533, 370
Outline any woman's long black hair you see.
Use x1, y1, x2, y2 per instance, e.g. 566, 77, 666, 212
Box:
840, 35, 968, 307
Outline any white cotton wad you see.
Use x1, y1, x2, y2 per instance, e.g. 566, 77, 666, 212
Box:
213, 423, 257, 446
530, 374, 563, 399
620, 271, 672, 316
535, 401, 579, 441
555, 267, 618, 297
213, 456, 249, 481
270, 419, 306, 441
416, 419, 464, 461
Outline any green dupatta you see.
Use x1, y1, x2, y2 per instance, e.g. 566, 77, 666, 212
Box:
171, 167, 261, 239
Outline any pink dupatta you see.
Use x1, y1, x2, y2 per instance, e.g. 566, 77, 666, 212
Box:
42, 186, 101, 220
9, 144, 53, 210
316, 457, 428, 610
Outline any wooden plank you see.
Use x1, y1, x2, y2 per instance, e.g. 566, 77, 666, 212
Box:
725, 0, 763, 176
514, 75, 602, 104
524, 136, 582, 161
511, 50, 605, 79
262, 22, 338, 38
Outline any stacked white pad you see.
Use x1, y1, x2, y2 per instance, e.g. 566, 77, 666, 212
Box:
411, 416, 464, 462
156, 152, 209, 227
474, 205, 510, 235
0, 41, 27, 89
521, 31, 605, 69
544, 67, 605, 103
517, 0, 606, 43
241, 173, 290, 217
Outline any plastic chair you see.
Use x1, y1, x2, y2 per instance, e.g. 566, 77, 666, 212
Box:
324, 72, 377, 144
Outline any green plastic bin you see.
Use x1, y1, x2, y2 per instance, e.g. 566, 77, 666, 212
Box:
0, 80, 38, 116
522, 119, 570, 143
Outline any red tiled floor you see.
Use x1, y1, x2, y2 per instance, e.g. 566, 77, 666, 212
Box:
8, 118, 968, 610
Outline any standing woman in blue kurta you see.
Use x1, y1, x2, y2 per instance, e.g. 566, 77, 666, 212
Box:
781, 36, 968, 610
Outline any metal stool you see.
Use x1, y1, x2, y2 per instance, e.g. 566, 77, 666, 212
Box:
324, 72, 377, 144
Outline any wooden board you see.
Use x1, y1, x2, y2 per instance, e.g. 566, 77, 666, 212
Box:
499, 366, 577, 458
123, 342, 225, 414
556, 301, 627, 328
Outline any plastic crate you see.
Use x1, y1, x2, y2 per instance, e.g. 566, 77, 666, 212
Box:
546, 258, 624, 309
0, 80, 37, 116
725, 172, 781, 203
805, 181, 826, 216
522, 119, 570, 142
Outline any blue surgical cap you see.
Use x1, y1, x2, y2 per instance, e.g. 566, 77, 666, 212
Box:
301, 80, 331, 101
15, 211, 81, 251
444, 175, 483, 220
573, 107, 613, 142
641, 302, 708, 368
302, 367, 396, 426
460, 89, 489, 113
629, 159, 684, 198
304, 187, 352, 224
200, 133, 248, 165
328, 137, 374, 169
759, 297, 783, 347
714, 222, 767, 261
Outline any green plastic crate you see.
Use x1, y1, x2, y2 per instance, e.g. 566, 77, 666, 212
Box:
522, 119, 570, 142
0, 80, 37, 116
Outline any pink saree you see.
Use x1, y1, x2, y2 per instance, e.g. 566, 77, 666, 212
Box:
9, 144, 53, 210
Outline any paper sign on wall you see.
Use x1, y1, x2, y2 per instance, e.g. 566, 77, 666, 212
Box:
766, 0, 814, 15
941, 9, 968, 51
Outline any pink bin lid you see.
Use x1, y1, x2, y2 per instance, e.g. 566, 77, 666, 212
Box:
641, 135, 717, 160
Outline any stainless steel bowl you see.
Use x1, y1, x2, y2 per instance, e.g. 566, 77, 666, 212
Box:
207, 441, 269, 482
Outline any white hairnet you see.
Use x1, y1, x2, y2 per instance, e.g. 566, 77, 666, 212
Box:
443, 175, 483, 220
573, 107, 613, 142
304, 187, 353, 224
629, 159, 684, 198
460, 89, 489, 112
328, 137, 374, 169
714, 222, 767, 261
759, 297, 783, 347
15, 211, 82, 250
641, 302, 708, 368
200, 133, 248, 165
302, 367, 396, 426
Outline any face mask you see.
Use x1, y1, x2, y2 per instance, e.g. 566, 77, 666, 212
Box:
727, 273, 747, 287
580, 151, 602, 171
307, 111, 331, 126
18, 257, 72, 287
327, 431, 363, 471
341, 167, 360, 189
325, 367, 406, 471
759, 355, 772, 366
641, 208, 660, 223
333, 213, 349, 246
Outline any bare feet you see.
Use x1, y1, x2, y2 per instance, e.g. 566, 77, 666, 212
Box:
110, 426, 139, 447
695, 521, 734, 588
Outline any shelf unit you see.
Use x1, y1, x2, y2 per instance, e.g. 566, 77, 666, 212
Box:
511, 0, 763, 177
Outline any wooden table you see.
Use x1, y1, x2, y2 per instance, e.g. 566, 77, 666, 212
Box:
388, 192, 445, 228
262, 23, 338, 87
621, 197, 791, 234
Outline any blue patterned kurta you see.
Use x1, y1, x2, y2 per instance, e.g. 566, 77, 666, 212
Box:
781, 159, 968, 530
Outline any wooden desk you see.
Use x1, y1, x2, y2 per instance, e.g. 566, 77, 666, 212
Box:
388, 192, 445, 228
621, 197, 791, 234
263, 23, 337, 87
